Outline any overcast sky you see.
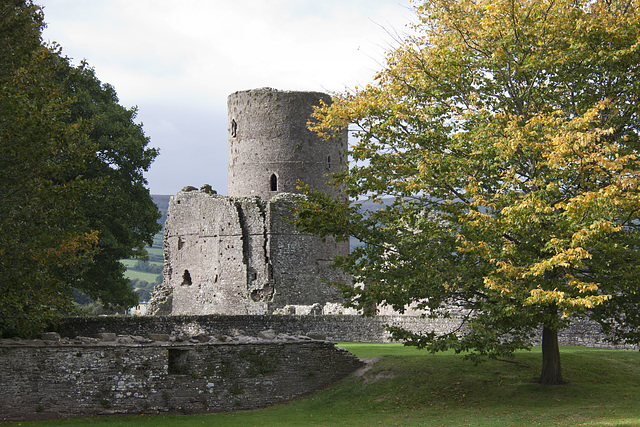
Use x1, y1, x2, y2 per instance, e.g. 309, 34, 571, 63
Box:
39, 0, 414, 195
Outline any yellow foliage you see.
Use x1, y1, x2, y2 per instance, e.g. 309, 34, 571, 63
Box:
300, 0, 640, 361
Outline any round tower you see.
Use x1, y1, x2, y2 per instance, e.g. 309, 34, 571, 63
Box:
227, 88, 347, 200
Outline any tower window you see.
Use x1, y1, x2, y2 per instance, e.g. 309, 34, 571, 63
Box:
327, 155, 331, 168
181, 270, 192, 286
270, 174, 278, 191
231, 119, 237, 138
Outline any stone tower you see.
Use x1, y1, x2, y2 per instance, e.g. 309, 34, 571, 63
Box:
148, 88, 350, 316
227, 88, 347, 200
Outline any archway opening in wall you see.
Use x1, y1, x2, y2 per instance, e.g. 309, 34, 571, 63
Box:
270, 174, 278, 191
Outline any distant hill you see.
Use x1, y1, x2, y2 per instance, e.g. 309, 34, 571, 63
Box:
151, 195, 171, 226
350, 197, 395, 251
118, 195, 172, 303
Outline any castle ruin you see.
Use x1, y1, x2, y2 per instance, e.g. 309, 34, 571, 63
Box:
149, 88, 349, 316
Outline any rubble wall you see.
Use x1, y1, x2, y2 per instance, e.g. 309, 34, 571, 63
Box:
58, 314, 637, 349
267, 195, 349, 309
0, 338, 362, 421
150, 190, 349, 316
156, 190, 272, 315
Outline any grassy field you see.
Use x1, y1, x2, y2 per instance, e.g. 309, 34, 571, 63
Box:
122, 269, 158, 283
4, 344, 639, 426
145, 247, 163, 257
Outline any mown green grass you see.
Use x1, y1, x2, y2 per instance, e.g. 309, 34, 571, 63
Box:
5, 344, 639, 426
119, 259, 135, 268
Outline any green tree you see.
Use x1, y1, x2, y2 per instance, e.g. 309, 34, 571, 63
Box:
0, 0, 160, 335
296, 0, 640, 385
60, 61, 161, 308
0, 0, 99, 336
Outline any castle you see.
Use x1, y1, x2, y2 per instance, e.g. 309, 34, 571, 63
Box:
4, 88, 632, 423
149, 88, 350, 316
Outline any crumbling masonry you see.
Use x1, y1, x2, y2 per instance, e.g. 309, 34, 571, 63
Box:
149, 88, 349, 315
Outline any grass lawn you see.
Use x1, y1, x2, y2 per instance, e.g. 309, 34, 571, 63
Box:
5, 344, 639, 426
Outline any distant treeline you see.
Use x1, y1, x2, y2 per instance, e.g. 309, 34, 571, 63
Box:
131, 260, 163, 274
147, 254, 164, 263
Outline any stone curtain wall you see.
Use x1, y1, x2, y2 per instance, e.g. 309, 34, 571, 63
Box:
0, 339, 362, 421
150, 190, 349, 316
156, 191, 273, 316
58, 314, 637, 349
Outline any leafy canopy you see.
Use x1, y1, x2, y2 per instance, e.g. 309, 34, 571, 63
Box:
61, 61, 161, 308
0, 0, 98, 336
296, 0, 640, 384
0, 0, 160, 336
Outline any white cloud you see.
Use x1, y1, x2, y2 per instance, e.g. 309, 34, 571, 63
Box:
39, 0, 414, 194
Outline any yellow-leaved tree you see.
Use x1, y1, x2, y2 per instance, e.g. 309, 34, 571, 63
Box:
296, 0, 640, 385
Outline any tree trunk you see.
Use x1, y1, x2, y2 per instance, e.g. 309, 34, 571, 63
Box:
539, 325, 564, 385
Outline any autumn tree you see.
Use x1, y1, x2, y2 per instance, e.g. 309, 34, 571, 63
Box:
296, 0, 640, 385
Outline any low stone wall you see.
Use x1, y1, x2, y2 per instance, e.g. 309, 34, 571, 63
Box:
59, 314, 390, 342
58, 314, 637, 349
0, 336, 362, 421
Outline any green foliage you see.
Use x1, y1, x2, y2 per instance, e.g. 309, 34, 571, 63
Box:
0, 0, 159, 336
130, 260, 163, 275
59, 59, 161, 308
296, 0, 640, 385
127, 278, 159, 302
0, 1, 99, 337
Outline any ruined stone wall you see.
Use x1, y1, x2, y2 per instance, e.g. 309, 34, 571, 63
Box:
154, 190, 272, 316
267, 195, 348, 308
148, 87, 350, 317
227, 88, 348, 201
58, 314, 637, 350
0, 338, 362, 421
149, 189, 349, 316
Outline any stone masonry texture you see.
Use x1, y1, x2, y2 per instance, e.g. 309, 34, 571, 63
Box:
150, 191, 349, 316
227, 88, 347, 200
148, 88, 350, 316
0, 337, 363, 421
57, 315, 637, 349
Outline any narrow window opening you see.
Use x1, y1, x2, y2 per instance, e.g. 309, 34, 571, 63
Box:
270, 174, 278, 191
327, 155, 331, 168
181, 270, 192, 286
231, 119, 237, 137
